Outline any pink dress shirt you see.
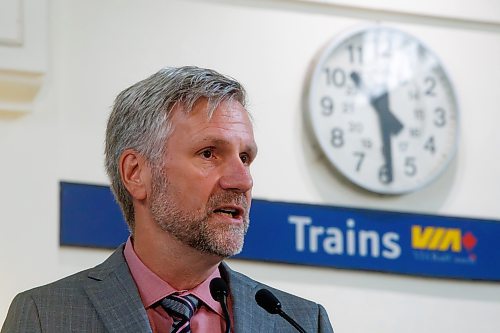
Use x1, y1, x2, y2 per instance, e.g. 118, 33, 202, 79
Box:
124, 238, 228, 333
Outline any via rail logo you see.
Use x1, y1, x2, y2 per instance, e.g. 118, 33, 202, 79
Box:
411, 225, 478, 264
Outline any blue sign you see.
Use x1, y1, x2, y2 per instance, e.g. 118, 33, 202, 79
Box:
60, 181, 129, 248
60, 181, 500, 281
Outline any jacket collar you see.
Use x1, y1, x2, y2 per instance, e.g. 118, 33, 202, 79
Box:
84, 244, 152, 333
83, 245, 275, 333
221, 262, 276, 333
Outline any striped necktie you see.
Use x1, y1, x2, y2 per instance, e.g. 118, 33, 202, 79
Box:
160, 294, 200, 333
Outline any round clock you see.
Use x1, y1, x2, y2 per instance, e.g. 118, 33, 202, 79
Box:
305, 25, 459, 194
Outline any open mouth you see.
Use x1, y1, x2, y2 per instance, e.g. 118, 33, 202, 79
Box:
213, 206, 243, 219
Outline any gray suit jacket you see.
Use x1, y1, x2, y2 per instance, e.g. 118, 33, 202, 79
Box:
2, 245, 333, 332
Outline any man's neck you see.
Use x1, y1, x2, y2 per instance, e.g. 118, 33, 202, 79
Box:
132, 229, 222, 290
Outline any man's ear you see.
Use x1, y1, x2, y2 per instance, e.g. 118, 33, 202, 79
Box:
119, 149, 150, 201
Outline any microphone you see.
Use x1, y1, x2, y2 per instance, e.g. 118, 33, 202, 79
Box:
209, 278, 231, 333
255, 288, 307, 333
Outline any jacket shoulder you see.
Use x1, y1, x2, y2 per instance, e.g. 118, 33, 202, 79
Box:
1, 246, 126, 333
223, 263, 334, 332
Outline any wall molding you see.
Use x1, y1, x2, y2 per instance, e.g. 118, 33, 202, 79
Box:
0, 0, 46, 113
293, 0, 500, 26
0, 69, 43, 113
0, 0, 23, 46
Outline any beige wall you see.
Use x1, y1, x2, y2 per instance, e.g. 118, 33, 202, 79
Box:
1, 0, 500, 332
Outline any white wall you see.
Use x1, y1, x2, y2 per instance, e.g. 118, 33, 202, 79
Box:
1, 0, 500, 332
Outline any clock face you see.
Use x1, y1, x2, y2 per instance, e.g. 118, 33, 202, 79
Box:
306, 26, 459, 194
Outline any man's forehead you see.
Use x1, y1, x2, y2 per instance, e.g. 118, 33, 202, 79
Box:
172, 97, 250, 125
169, 98, 256, 146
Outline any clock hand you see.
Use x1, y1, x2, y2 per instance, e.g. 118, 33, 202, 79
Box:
350, 71, 362, 89
380, 120, 394, 183
350, 71, 404, 135
370, 93, 404, 136
372, 92, 395, 183
370, 92, 404, 184
350, 71, 405, 183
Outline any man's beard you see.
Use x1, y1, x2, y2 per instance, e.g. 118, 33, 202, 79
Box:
149, 168, 250, 258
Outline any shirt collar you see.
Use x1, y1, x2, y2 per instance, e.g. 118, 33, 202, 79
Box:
123, 237, 223, 316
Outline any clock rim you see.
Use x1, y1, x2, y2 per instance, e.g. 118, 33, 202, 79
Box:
303, 23, 461, 195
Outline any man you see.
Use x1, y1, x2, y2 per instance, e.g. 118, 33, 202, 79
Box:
2, 66, 333, 332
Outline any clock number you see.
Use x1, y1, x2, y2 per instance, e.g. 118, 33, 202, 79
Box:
405, 157, 417, 177
330, 128, 344, 148
349, 121, 363, 133
410, 128, 422, 138
324, 68, 346, 87
346, 84, 357, 96
320, 96, 334, 115
408, 87, 421, 101
343, 102, 354, 113
361, 139, 373, 149
414, 109, 424, 120
424, 77, 436, 96
424, 136, 436, 154
379, 165, 390, 184
347, 45, 363, 64
434, 107, 446, 127
353, 152, 365, 171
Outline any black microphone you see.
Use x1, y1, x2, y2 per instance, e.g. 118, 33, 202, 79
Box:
209, 278, 231, 333
255, 288, 307, 333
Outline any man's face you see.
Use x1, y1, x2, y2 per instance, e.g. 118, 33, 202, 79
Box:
149, 98, 257, 258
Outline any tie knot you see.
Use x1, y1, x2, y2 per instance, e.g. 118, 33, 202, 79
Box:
160, 294, 200, 322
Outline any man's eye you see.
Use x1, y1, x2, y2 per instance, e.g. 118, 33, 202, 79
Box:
240, 153, 250, 164
201, 149, 213, 159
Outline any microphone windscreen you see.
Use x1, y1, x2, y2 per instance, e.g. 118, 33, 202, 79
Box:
255, 288, 282, 314
210, 277, 229, 302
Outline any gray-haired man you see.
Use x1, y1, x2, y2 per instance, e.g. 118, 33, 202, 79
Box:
2, 66, 334, 333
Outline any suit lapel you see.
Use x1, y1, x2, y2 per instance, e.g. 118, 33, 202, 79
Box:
221, 263, 275, 333
81, 248, 278, 332
84, 245, 152, 333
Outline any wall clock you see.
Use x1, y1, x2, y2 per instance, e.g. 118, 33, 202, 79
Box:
305, 25, 459, 194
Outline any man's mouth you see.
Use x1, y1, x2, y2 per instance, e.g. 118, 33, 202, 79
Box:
213, 206, 244, 219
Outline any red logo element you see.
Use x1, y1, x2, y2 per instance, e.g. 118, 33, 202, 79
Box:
462, 232, 477, 251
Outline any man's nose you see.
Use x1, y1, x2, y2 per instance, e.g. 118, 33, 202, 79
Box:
219, 157, 253, 193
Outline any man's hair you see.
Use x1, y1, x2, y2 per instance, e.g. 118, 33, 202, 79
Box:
104, 66, 247, 232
